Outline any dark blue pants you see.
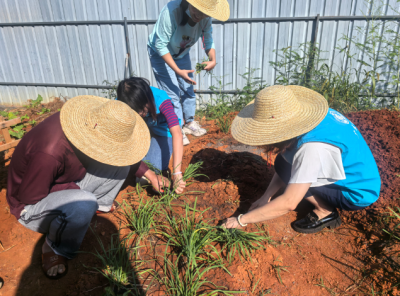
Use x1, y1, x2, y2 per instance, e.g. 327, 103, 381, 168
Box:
274, 154, 365, 211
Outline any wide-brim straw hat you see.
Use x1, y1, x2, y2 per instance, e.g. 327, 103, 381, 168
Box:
231, 85, 329, 146
60, 96, 150, 167
187, 0, 230, 22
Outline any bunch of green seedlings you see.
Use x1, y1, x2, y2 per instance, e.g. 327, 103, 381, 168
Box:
195, 57, 211, 75
214, 226, 273, 264
119, 187, 161, 243
0, 111, 19, 120
85, 227, 152, 296
24, 95, 43, 108
8, 124, 25, 139
158, 199, 221, 268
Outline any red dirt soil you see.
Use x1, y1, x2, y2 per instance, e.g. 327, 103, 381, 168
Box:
1, 108, 400, 295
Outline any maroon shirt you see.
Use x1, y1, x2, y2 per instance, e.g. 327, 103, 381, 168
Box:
7, 112, 148, 219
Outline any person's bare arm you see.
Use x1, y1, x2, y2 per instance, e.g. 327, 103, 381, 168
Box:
248, 173, 285, 211
170, 125, 186, 193
161, 53, 196, 85
224, 182, 311, 228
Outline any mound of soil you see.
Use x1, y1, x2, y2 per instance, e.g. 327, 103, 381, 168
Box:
1, 109, 400, 295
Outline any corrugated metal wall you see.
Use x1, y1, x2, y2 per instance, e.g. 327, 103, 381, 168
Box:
0, 0, 398, 106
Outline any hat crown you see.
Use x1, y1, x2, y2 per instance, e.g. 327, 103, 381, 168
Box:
89, 100, 136, 143
252, 85, 301, 122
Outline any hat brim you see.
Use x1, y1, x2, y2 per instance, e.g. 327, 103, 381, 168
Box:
187, 0, 230, 22
231, 86, 329, 146
60, 96, 150, 167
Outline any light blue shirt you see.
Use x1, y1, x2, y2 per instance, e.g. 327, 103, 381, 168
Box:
148, 0, 215, 59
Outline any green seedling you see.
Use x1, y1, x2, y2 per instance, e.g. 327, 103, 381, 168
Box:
383, 207, 400, 241
28, 120, 37, 126
315, 277, 337, 295
84, 227, 151, 295
26, 95, 43, 108
271, 256, 289, 285
119, 189, 160, 242
20, 115, 29, 120
214, 227, 272, 264
0, 111, 19, 120
159, 199, 220, 268
37, 108, 50, 115
152, 254, 242, 296
182, 161, 207, 186
9, 124, 25, 139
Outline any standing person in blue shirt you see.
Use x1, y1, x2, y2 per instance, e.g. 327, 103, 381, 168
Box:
148, 0, 230, 145
222, 85, 381, 233
117, 77, 186, 194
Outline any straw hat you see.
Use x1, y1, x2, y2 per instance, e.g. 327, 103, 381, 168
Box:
60, 96, 150, 167
187, 0, 230, 22
231, 85, 329, 146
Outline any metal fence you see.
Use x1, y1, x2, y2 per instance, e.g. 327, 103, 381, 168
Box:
0, 0, 399, 106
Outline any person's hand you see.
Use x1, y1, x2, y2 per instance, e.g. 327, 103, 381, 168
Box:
149, 175, 170, 193
202, 60, 216, 72
177, 69, 196, 85
172, 173, 186, 194
222, 217, 242, 229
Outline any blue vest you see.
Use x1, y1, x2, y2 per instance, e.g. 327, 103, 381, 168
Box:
282, 108, 380, 207
144, 87, 180, 138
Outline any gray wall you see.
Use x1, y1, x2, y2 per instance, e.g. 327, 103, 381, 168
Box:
0, 0, 399, 105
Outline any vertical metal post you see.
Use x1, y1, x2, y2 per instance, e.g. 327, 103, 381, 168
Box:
305, 14, 321, 85
124, 17, 133, 77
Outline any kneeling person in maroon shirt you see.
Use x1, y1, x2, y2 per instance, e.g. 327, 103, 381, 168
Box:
6, 96, 168, 279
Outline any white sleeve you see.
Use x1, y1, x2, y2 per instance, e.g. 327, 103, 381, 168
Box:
289, 142, 346, 187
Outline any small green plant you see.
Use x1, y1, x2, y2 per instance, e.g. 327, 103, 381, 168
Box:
37, 108, 50, 115
20, 115, 29, 120
85, 228, 151, 295
383, 207, 400, 241
153, 255, 241, 296
315, 277, 337, 295
0, 111, 19, 120
9, 124, 25, 139
215, 227, 272, 264
26, 95, 43, 108
159, 199, 220, 268
119, 190, 160, 242
28, 119, 37, 126
182, 161, 207, 184
271, 256, 289, 285
103, 80, 120, 100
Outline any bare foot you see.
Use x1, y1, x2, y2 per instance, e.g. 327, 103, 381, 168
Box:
42, 241, 66, 277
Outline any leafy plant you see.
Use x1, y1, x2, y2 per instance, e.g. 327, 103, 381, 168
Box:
0, 111, 19, 120
85, 228, 151, 295
214, 227, 272, 264
159, 199, 220, 268
20, 115, 29, 120
119, 191, 160, 242
37, 108, 50, 115
182, 161, 207, 184
26, 95, 43, 108
9, 124, 25, 139
28, 120, 37, 126
195, 57, 211, 75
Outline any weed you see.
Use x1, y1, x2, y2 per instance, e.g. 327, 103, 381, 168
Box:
153, 255, 242, 296
383, 207, 400, 241
25, 95, 43, 108
37, 108, 50, 115
28, 120, 37, 126
103, 80, 120, 100
9, 124, 25, 139
0, 111, 19, 120
119, 191, 160, 242
159, 199, 220, 268
195, 57, 211, 75
85, 228, 151, 295
315, 277, 337, 295
214, 227, 272, 264
271, 256, 289, 285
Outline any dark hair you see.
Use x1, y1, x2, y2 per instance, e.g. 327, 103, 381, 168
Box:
263, 137, 300, 155
180, 0, 190, 26
117, 77, 157, 120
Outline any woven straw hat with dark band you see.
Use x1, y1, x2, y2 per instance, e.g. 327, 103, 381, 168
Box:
60, 96, 150, 167
187, 0, 230, 22
231, 85, 329, 146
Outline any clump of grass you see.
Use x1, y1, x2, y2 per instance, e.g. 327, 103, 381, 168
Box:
215, 227, 273, 264
159, 199, 220, 268
119, 191, 160, 242
153, 255, 241, 296
271, 256, 289, 285
85, 228, 151, 295
383, 207, 400, 241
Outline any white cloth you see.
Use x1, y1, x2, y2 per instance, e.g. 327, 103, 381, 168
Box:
285, 142, 346, 187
